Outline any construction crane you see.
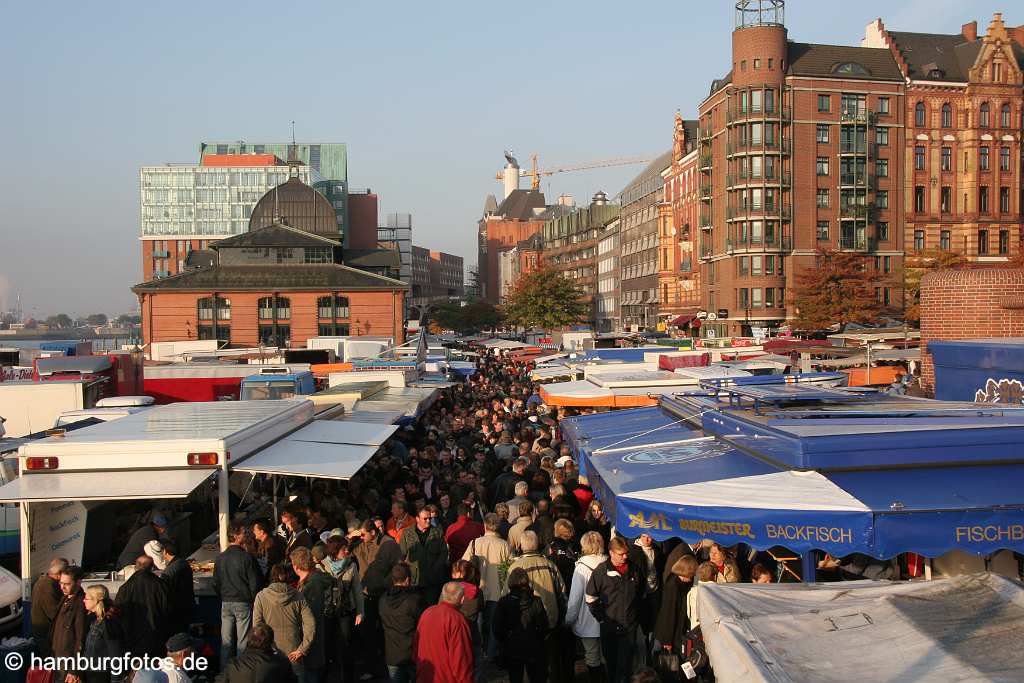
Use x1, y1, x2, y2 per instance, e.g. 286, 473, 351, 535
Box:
495, 153, 654, 191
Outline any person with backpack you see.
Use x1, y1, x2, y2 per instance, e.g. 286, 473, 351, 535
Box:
504, 531, 567, 683
493, 567, 549, 683
379, 563, 424, 683
318, 536, 363, 683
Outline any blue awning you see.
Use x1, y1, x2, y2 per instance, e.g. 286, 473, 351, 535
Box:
575, 406, 1024, 558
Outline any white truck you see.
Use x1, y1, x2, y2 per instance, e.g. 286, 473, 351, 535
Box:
0, 380, 106, 438
0, 399, 396, 607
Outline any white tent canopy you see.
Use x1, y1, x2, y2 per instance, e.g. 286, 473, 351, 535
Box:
697, 573, 1024, 683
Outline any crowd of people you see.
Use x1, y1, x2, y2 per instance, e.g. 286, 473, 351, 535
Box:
29, 346, 785, 683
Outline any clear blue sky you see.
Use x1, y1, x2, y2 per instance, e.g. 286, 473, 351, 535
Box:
0, 0, 1012, 317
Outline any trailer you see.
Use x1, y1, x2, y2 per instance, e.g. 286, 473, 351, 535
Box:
143, 363, 311, 403
0, 380, 107, 438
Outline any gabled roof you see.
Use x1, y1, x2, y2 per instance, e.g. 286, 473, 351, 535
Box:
213, 222, 340, 249
888, 31, 976, 81
132, 263, 407, 293
494, 189, 547, 221
786, 42, 904, 81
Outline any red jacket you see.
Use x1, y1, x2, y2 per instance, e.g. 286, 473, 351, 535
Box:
414, 602, 473, 683
444, 515, 484, 564
573, 486, 594, 518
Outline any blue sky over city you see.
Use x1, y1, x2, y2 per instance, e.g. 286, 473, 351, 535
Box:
0, 0, 1011, 316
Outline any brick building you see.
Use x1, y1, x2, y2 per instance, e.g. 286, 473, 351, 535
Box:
864, 13, 1024, 263
620, 153, 672, 330
477, 190, 549, 303
409, 246, 464, 306
347, 190, 380, 249
497, 234, 543, 303
659, 114, 702, 328
697, 0, 906, 337
919, 267, 1024, 393
133, 171, 406, 348
542, 192, 620, 323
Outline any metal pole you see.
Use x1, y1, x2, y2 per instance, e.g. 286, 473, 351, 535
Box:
801, 552, 817, 583
19, 502, 30, 602
218, 468, 229, 550
272, 475, 279, 526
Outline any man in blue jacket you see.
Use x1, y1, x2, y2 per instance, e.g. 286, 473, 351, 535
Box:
213, 522, 266, 671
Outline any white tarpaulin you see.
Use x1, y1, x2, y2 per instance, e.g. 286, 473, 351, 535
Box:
0, 469, 216, 502
697, 573, 1024, 683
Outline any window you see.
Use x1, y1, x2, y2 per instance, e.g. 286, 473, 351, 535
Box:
816, 124, 829, 143
978, 230, 989, 255
751, 89, 762, 112
738, 257, 749, 276
979, 187, 990, 213
915, 146, 925, 170
765, 288, 775, 307
941, 147, 951, 171
940, 230, 951, 250
765, 89, 775, 113
817, 95, 830, 112
878, 97, 889, 114
753, 58, 761, 70
875, 127, 889, 146
258, 324, 291, 347
941, 103, 952, 128
876, 158, 888, 177
197, 296, 230, 321
751, 288, 763, 309
817, 189, 829, 208
317, 295, 350, 319
941, 186, 951, 213
980, 102, 990, 127
875, 190, 889, 209
914, 230, 924, 251
198, 325, 230, 344
303, 247, 333, 264
980, 146, 990, 171
1000, 230, 1010, 255
738, 288, 749, 309
257, 296, 291, 320
817, 221, 829, 240
765, 256, 775, 275
915, 186, 925, 213
876, 222, 889, 241
1001, 187, 1011, 213
318, 323, 351, 337
884, 256, 891, 273
816, 157, 829, 175
1001, 103, 1012, 128
915, 101, 925, 127
751, 255, 763, 276
1000, 147, 1011, 172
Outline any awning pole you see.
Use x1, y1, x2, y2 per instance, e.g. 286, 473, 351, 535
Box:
924, 558, 933, 581
19, 502, 30, 602
218, 468, 229, 550
801, 552, 816, 583
272, 475, 278, 525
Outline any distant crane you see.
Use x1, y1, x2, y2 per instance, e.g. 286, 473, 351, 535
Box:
495, 153, 654, 192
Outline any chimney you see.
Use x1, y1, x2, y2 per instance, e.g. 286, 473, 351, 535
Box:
962, 20, 977, 42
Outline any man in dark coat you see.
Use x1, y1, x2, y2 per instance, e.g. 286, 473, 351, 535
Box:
223, 624, 297, 683
116, 513, 169, 570
115, 555, 171, 657
160, 539, 195, 636
31, 557, 67, 657
213, 522, 267, 671
379, 563, 424, 683
51, 566, 87, 683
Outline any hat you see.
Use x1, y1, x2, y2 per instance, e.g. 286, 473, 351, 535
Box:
320, 528, 344, 543
144, 540, 169, 571
151, 514, 169, 528
555, 455, 573, 468
165, 632, 196, 653
528, 415, 539, 423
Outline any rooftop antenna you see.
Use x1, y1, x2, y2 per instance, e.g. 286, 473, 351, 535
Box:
291, 120, 296, 146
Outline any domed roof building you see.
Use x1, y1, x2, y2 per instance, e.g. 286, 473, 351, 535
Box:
249, 166, 340, 238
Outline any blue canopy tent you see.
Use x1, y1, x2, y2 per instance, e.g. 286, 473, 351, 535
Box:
569, 385, 1024, 575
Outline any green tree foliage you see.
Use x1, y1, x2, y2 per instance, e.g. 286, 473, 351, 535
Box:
116, 314, 142, 326
791, 249, 880, 331
428, 301, 503, 334
501, 268, 589, 331
45, 313, 74, 329
86, 313, 108, 326
902, 248, 967, 324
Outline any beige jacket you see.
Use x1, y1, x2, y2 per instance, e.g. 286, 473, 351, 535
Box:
505, 552, 565, 630
507, 516, 533, 555
462, 531, 511, 602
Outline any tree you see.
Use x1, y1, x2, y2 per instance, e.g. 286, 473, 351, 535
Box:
86, 313, 108, 327
116, 314, 141, 326
791, 249, 880, 331
45, 313, 74, 329
427, 301, 503, 334
902, 248, 967, 323
501, 267, 589, 331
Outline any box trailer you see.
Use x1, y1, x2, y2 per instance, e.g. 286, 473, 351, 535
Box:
143, 363, 311, 403
0, 380, 105, 438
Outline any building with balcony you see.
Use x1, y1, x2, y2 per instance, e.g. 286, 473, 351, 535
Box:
697, 0, 906, 337
660, 114, 702, 329
864, 13, 1024, 266
477, 190, 550, 303
542, 192, 620, 324
620, 153, 672, 330
595, 218, 621, 333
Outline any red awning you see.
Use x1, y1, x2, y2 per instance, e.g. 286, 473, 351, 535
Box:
669, 313, 699, 327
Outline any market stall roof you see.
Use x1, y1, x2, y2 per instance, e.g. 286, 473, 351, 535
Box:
538, 380, 662, 408
234, 420, 397, 480
0, 468, 216, 502
697, 574, 1024, 683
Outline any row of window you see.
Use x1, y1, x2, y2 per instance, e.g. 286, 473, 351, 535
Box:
914, 146, 1012, 172
737, 287, 785, 310
913, 186, 1012, 214
197, 323, 352, 345
913, 229, 1011, 255
196, 296, 352, 322
914, 101, 1016, 129
816, 221, 890, 241
737, 255, 785, 277
815, 189, 889, 210
817, 94, 890, 116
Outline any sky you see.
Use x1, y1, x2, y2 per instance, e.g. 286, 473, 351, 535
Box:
0, 0, 1012, 318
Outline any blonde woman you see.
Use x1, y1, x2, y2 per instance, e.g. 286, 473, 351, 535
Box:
82, 584, 126, 683
565, 531, 607, 679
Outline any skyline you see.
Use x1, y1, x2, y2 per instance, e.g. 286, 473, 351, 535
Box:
0, 0, 1011, 316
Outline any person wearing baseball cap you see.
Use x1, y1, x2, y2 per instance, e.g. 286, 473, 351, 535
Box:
117, 512, 170, 573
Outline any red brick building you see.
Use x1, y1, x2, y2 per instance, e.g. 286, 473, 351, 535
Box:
659, 114, 701, 327
697, 0, 906, 337
864, 13, 1024, 263
919, 267, 1024, 393
133, 174, 406, 348
347, 190, 380, 249
477, 190, 548, 303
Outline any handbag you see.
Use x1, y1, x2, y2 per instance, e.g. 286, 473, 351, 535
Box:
26, 668, 54, 683
654, 649, 682, 679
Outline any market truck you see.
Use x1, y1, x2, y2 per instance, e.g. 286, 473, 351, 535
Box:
0, 399, 396, 625
143, 363, 311, 403
240, 369, 316, 401
0, 380, 107, 438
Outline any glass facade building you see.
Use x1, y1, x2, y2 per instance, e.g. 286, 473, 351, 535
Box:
378, 212, 413, 283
